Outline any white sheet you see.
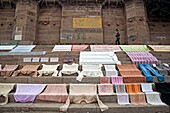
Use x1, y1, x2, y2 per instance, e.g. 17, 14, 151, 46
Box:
32, 57, 40, 62
23, 57, 32, 62
38, 64, 60, 77
40, 57, 49, 62
50, 57, 59, 62
0, 45, 16, 50
76, 64, 103, 82
145, 92, 166, 105
117, 93, 130, 105
10, 45, 36, 52
58, 63, 80, 77
52, 45, 72, 52
104, 65, 118, 76
79, 52, 121, 65
141, 83, 153, 92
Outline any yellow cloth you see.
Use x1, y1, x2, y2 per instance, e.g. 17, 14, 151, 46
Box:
0, 83, 15, 105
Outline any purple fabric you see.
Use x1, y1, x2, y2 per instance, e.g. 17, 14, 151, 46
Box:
62, 57, 75, 63
126, 52, 160, 64
111, 76, 123, 84
14, 84, 46, 103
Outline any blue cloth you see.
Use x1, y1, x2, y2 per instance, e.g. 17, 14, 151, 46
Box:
138, 64, 153, 82
144, 64, 165, 82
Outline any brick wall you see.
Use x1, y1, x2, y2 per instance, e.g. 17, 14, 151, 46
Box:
37, 7, 61, 44
102, 7, 127, 44
149, 22, 170, 45
0, 9, 15, 41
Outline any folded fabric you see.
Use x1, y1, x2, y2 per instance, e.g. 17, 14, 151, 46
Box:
104, 65, 118, 76
60, 84, 108, 112
11, 65, 40, 77
117, 93, 130, 105
37, 84, 68, 103
138, 64, 153, 82
126, 83, 141, 93
38, 64, 60, 77
76, 64, 103, 82
144, 64, 165, 82
59, 63, 80, 77
0, 83, 15, 105
62, 57, 75, 63
129, 93, 147, 105
145, 92, 166, 105
0, 65, 18, 77
98, 84, 114, 95
71, 45, 88, 51
117, 64, 139, 72
111, 76, 123, 84
141, 83, 153, 92
115, 84, 126, 94
100, 77, 110, 84
14, 84, 46, 103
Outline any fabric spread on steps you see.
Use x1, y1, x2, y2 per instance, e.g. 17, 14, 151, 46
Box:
37, 84, 68, 103
52, 45, 72, 52
117, 93, 130, 105
126, 83, 141, 93
104, 65, 118, 77
141, 83, 153, 92
115, 84, 126, 94
76, 64, 103, 82
90, 45, 121, 52
0, 83, 15, 105
100, 77, 110, 84
98, 84, 114, 95
60, 84, 108, 112
145, 92, 166, 105
129, 92, 147, 105
71, 45, 88, 51
0, 65, 18, 77
14, 84, 46, 103
11, 65, 40, 77
58, 63, 80, 77
38, 64, 60, 77
111, 76, 123, 84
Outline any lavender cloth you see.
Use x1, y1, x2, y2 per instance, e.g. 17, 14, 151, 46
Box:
14, 84, 46, 103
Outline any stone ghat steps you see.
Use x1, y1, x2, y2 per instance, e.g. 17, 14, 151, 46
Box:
0, 103, 169, 113
0, 76, 170, 84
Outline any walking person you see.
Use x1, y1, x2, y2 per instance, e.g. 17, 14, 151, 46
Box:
115, 29, 120, 45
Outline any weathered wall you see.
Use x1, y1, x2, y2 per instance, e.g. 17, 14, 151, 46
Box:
37, 7, 61, 44
102, 7, 127, 44
148, 22, 170, 45
14, 2, 37, 41
60, 5, 103, 44
125, 0, 150, 44
0, 9, 15, 41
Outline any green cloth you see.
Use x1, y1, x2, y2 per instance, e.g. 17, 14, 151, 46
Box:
119, 45, 150, 52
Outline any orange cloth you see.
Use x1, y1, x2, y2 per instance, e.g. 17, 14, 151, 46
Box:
129, 93, 147, 105
126, 84, 141, 93
0, 65, 18, 77
117, 64, 139, 71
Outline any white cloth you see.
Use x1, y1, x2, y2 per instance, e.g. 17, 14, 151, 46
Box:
23, 57, 32, 62
10, 45, 36, 52
90, 45, 122, 52
40, 57, 49, 62
38, 64, 60, 77
76, 64, 103, 81
60, 84, 108, 112
79, 52, 121, 65
32, 57, 40, 62
0, 45, 16, 50
117, 93, 130, 105
58, 63, 80, 77
50, 57, 59, 62
52, 45, 72, 52
145, 92, 166, 105
141, 83, 153, 92
104, 65, 118, 76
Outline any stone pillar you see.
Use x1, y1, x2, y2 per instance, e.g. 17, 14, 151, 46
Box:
125, 0, 150, 44
14, 1, 38, 42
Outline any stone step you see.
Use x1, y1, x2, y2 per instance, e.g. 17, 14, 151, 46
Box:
0, 102, 169, 113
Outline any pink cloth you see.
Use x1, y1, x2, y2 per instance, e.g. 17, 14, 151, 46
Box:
100, 77, 110, 84
111, 77, 123, 84
90, 45, 121, 52
37, 84, 68, 103
98, 84, 114, 95
71, 45, 88, 51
